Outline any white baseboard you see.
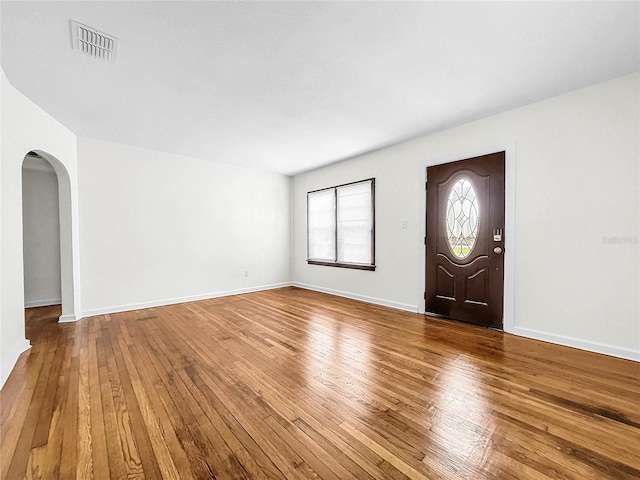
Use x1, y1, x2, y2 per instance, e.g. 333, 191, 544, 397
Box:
33, 283, 637, 363
293, 284, 637, 362
24, 300, 81, 323
1, 339, 31, 389
292, 282, 418, 313
58, 314, 80, 323
24, 298, 62, 308
81, 282, 293, 318
511, 326, 640, 362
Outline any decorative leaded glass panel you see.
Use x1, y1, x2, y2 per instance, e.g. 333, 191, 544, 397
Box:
446, 178, 479, 259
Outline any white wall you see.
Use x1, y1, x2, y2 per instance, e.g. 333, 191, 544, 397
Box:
292, 72, 640, 360
1, 68, 81, 388
22, 158, 62, 307
78, 138, 291, 315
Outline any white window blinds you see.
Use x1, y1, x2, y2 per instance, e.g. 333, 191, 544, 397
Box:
307, 189, 336, 261
307, 179, 374, 268
337, 181, 373, 264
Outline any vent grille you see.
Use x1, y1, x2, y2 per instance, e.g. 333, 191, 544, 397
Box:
70, 20, 118, 63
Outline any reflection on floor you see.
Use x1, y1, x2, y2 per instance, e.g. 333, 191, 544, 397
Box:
2, 288, 639, 479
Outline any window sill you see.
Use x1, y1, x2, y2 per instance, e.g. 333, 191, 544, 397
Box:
307, 260, 376, 271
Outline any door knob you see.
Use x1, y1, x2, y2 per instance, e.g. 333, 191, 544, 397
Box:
493, 247, 503, 254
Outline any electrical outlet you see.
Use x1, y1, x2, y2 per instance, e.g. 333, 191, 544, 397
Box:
401, 220, 408, 229
244, 270, 249, 277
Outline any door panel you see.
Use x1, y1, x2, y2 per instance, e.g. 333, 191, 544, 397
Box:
436, 265, 455, 300
425, 152, 505, 329
466, 267, 489, 305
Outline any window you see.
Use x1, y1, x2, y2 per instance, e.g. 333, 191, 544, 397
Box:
446, 178, 479, 259
307, 178, 375, 270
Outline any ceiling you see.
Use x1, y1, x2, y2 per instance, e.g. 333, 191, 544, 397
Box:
2, 2, 639, 176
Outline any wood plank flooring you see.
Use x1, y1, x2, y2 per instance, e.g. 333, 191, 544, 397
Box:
2, 287, 639, 479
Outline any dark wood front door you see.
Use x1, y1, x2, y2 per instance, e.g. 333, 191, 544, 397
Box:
425, 152, 505, 329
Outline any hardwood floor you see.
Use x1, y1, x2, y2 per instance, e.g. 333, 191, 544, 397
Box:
2, 287, 639, 479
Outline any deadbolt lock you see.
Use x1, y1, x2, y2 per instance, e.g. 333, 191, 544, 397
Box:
493, 247, 503, 254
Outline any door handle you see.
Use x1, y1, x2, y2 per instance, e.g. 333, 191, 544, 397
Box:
493, 247, 503, 254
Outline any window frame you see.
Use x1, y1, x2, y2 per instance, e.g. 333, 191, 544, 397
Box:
306, 178, 375, 271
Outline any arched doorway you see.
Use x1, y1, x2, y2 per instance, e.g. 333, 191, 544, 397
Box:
21, 150, 77, 323
22, 151, 61, 308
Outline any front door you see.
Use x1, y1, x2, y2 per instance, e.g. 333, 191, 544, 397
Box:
425, 152, 505, 329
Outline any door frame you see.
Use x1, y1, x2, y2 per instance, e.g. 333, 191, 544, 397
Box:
418, 143, 516, 334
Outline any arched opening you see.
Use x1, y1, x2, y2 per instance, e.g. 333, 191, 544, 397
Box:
22, 151, 62, 334
21, 150, 77, 327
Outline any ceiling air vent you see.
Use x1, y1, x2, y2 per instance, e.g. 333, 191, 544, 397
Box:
70, 20, 119, 63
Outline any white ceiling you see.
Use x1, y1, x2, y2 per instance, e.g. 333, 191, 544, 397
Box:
2, 2, 639, 176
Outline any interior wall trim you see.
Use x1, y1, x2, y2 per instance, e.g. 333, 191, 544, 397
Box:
24, 298, 62, 308
292, 282, 418, 313
58, 313, 80, 323
295, 283, 638, 363
81, 282, 293, 318
510, 326, 639, 362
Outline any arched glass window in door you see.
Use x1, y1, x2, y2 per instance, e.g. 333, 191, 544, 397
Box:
446, 178, 479, 259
